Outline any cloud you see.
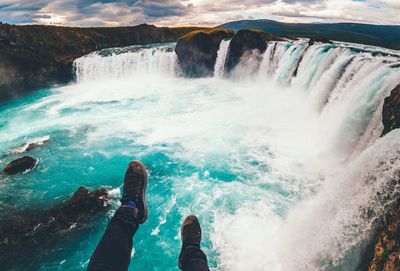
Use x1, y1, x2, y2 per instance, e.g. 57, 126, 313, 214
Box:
0, 0, 399, 26
140, 0, 190, 18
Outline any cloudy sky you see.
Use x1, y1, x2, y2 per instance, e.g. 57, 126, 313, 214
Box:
0, 0, 399, 27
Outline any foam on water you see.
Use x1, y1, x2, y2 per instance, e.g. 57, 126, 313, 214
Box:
1, 40, 400, 270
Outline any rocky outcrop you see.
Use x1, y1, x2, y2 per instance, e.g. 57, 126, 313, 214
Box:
368, 200, 400, 271
3, 156, 37, 174
175, 28, 234, 77
382, 84, 400, 136
0, 23, 207, 101
364, 85, 400, 270
309, 37, 332, 45
24, 142, 47, 152
0, 186, 109, 268
225, 29, 280, 74
18, 137, 50, 153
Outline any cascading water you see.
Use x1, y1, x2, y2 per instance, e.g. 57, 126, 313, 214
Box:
214, 39, 231, 77
73, 43, 178, 82
1, 39, 400, 271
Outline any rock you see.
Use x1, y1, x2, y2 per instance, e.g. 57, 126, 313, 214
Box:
4, 156, 37, 175
309, 37, 332, 45
382, 84, 400, 136
175, 28, 234, 77
367, 200, 400, 271
25, 143, 42, 152
17, 137, 50, 153
0, 24, 209, 101
0, 187, 109, 268
61, 186, 108, 220
225, 29, 280, 74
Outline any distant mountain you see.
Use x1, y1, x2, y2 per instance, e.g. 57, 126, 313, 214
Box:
218, 19, 400, 50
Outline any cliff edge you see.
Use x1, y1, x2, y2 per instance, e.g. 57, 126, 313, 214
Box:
0, 23, 206, 101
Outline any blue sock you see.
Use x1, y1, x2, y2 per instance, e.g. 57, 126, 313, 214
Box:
127, 200, 137, 208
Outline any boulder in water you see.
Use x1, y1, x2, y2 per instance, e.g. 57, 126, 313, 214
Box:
12, 136, 50, 153
225, 29, 280, 74
4, 156, 37, 175
175, 28, 234, 77
0, 186, 109, 268
382, 84, 400, 136
24, 137, 50, 152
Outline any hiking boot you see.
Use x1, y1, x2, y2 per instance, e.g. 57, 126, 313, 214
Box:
121, 160, 148, 224
178, 215, 202, 269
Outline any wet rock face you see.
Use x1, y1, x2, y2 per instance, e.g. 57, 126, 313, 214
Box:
368, 201, 400, 271
382, 84, 400, 136
3, 156, 37, 175
0, 23, 208, 101
12, 137, 50, 154
24, 138, 50, 152
0, 187, 109, 268
175, 29, 234, 77
225, 29, 277, 74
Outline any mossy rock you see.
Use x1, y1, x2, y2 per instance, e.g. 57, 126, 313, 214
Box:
175, 28, 234, 77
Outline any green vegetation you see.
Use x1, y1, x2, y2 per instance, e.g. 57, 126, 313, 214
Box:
180, 28, 233, 40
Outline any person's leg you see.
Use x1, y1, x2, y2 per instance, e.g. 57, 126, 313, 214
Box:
178, 215, 210, 271
87, 161, 149, 271
87, 206, 139, 271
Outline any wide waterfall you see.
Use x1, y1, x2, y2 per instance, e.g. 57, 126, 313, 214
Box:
1, 39, 399, 271
73, 43, 179, 82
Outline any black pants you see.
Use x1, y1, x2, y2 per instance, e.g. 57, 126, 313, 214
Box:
87, 206, 210, 271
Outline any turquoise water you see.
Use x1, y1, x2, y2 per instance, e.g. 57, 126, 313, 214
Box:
0, 74, 318, 270
0, 79, 295, 270
1, 42, 400, 271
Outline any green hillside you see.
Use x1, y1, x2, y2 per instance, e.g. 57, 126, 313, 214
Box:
219, 20, 400, 50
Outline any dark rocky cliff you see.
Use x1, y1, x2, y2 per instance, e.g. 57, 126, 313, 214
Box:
225, 29, 281, 74
367, 199, 400, 271
361, 85, 400, 271
382, 84, 400, 136
0, 23, 206, 101
175, 28, 234, 77
175, 28, 281, 77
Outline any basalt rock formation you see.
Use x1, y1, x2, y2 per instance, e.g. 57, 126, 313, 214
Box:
382, 84, 400, 136
175, 28, 234, 77
4, 156, 37, 175
0, 23, 206, 101
0, 186, 109, 268
368, 199, 400, 271
225, 29, 281, 74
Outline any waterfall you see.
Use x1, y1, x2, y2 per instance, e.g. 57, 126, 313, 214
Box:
255, 41, 400, 154
3, 39, 400, 271
72, 40, 400, 155
214, 39, 231, 77
73, 44, 178, 82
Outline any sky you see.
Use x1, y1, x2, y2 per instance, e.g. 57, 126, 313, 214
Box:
0, 0, 399, 27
